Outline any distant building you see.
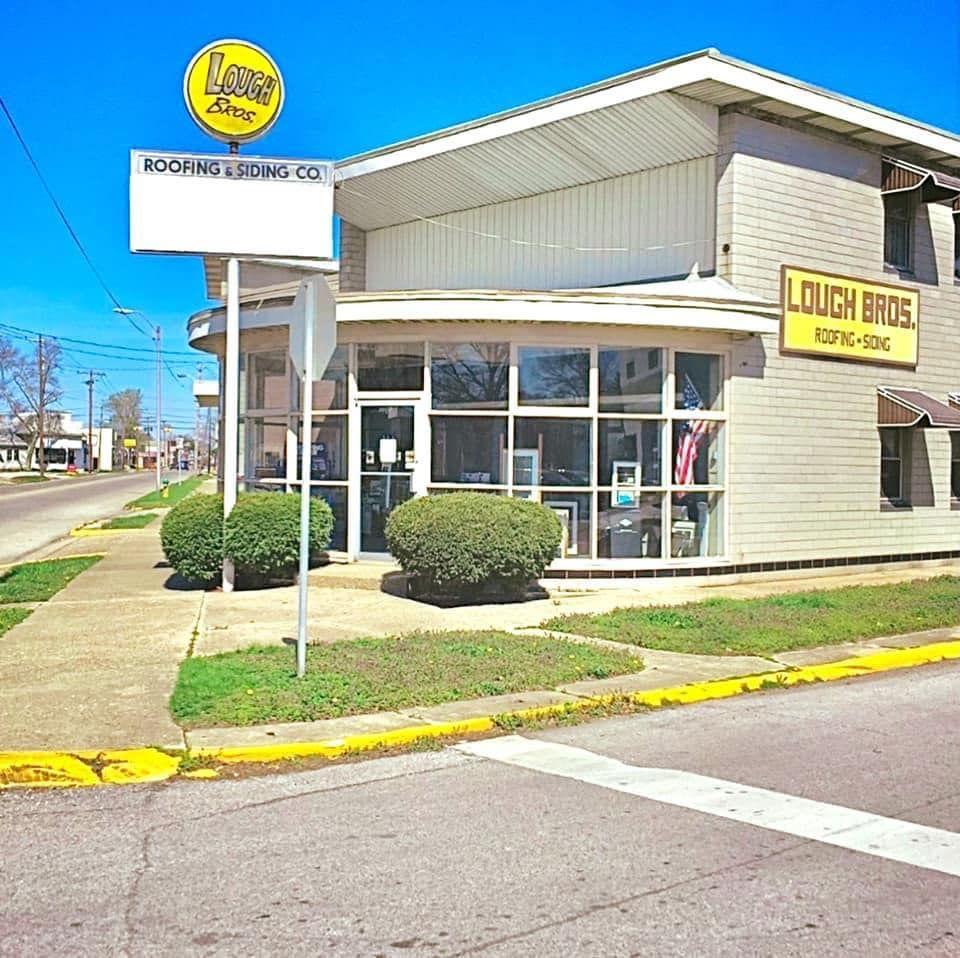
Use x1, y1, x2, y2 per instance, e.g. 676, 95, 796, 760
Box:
0, 412, 113, 472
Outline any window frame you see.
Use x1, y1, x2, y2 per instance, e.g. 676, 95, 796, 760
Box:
883, 190, 915, 273
879, 427, 908, 506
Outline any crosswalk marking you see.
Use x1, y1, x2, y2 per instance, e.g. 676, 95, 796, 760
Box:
456, 735, 960, 879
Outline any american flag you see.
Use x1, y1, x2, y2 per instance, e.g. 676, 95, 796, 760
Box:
675, 374, 708, 485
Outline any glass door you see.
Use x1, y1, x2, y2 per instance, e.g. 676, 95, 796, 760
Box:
359, 404, 418, 553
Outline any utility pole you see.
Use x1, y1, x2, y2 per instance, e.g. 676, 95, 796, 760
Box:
36, 335, 45, 476
82, 371, 105, 471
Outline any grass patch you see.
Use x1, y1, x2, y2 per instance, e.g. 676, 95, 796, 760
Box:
8, 475, 50, 484
126, 475, 203, 510
0, 607, 31, 636
543, 576, 960, 656
0, 556, 102, 604
170, 631, 644, 728
101, 512, 158, 529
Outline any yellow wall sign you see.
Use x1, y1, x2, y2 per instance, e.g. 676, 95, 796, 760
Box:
183, 39, 284, 144
123, 438, 137, 448
780, 265, 919, 368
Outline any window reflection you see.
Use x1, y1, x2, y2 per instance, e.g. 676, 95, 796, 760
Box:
431, 343, 508, 410
597, 493, 662, 559
296, 416, 348, 481
431, 416, 506, 484
514, 418, 591, 486
245, 418, 287, 481
292, 346, 348, 411
599, 348, 662, 413
675, 353, 722, 411
518, 346, 589, 406
671, 492, 723, 557
247, 351, 287, 410
357, 344, 424, 392
599, 420, 662, 487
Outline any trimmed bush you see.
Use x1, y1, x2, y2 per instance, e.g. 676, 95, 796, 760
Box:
160, 493, 224, 585
385, 492, 562, 599
224, 492, 334, 580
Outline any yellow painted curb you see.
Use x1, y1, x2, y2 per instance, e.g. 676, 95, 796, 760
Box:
2, 640, 959, 789
0, 748, 180, 789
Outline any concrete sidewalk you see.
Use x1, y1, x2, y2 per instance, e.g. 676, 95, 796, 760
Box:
4, 513, 960, 758
0, 529, 202, 751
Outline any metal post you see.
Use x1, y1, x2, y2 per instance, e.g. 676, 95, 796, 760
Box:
296, 280, 315, 678
36, 335, 45, 476
222, 257, 241, 592
155, 326, 162, 490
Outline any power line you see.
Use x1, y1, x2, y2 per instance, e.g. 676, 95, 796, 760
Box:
0, 95, 157, 342
0, 321, 198, 357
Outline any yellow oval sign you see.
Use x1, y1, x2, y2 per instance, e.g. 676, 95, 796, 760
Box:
183, 39, 284, 144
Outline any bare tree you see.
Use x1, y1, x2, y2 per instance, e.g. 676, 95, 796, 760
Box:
106, 388, 144, 467
0, 334, 63, 475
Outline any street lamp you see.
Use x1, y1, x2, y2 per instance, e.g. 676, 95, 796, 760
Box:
114, 307, 162, 491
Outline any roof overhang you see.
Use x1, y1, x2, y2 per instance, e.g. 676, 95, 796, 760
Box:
202, 256, 338, 301
878, 387, 960, 428
335, 49, 960, 231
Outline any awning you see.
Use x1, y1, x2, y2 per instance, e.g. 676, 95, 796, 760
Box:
882, 158, 960, 204
878, 387, 960, 428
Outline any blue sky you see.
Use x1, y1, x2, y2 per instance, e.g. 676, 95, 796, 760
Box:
3, 0, 959, 428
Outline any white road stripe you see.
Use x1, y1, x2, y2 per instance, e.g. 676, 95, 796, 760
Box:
456, 735, 960, 879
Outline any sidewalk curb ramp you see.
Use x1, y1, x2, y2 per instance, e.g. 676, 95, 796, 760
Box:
3, 640, 959, 790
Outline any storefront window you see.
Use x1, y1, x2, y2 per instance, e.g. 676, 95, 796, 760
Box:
245, 418, 287, 482
542, 492, 592, 559
292, 346, 348, 411
247, 351, 288, 411
518, 346, 589, 406
599, 347, 663, 413
310, 486, 348, 552
671, 420, 724, 486
514, 418, 591, 487
675, 352, 723, 411
431, 416, 507, 484
597, 492, 663, 559
431, 343, 509, 410
599, 420, 662, 488
296, 416, 348, 481
671, 492, 723, 557
357, 343, 424, 392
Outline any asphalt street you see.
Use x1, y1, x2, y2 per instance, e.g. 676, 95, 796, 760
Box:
0, 471, 161, 564
3, 662, 960, 956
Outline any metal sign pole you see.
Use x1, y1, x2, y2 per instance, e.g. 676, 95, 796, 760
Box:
296, 279, 315, 678
222, 257, 240, 593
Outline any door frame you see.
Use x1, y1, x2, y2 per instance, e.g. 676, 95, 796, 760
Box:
348, 397, 429, 558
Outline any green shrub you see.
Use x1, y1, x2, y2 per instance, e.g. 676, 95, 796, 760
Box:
385, 492, 562, 599
223, 492, 334, 580
160, 493, 224, 585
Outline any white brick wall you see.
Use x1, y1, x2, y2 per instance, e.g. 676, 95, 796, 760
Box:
719, 112, 960, 562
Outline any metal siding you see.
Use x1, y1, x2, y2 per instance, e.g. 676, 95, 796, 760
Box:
365, 157, 716, 291
336, 93, 718, 231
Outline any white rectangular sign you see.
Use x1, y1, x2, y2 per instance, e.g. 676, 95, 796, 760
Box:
129, 150, 334, 260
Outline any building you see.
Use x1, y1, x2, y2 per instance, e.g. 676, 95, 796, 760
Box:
187, 49, 960, 579
0, 412, 113, 472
